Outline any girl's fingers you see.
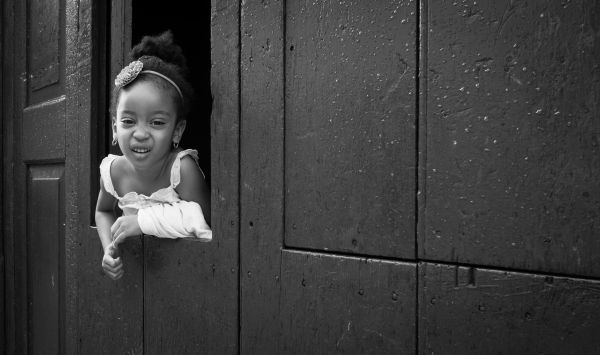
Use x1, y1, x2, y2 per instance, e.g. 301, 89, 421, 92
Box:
111, 224, 121, 240
110, 219, 120, 235
103, 255, 120, 267
103, 263, 122, 274
113, 232, 122, 245
105, 269, 124, 280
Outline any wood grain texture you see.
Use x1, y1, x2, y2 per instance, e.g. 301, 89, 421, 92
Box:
10, 0, 69, 352
285, 0, 417, 259
422, 0, 600, 276
22, 97, 66, 161
144, 238, 236, 354
419, 263, 600, 354
0, 0, 5, 349
280, 250, 416, 354
2, 1, 17, 352
28, 0, 60, 91
27, 166, 64, 355
240, 0, 285, 352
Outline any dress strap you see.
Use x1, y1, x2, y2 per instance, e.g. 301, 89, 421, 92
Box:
170, 149, 206, 188
99, 154, 121, 199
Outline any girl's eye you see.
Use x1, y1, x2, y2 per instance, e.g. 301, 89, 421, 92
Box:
151, 120, 166, 126
120, 118, 134, 125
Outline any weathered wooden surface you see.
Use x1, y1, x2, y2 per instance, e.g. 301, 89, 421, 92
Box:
285, 0, 417, 259
0, 0, 5, 350
421, 0, 600, 276
8, 0, 69, 352
144, 238, 235, 354
77, 229, 144, 355
240, 0, 285, 353
28, 0, 60, 91
280, 250, 416, 354
420, 263, 600, 354
27, 166, 64, 355
2, 1, 16, 352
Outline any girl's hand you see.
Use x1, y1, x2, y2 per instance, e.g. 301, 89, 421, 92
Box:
102, 244, 123, 280
111, 215, 142, 245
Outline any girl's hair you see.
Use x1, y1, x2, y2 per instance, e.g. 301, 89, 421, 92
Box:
110, 30, 194, 121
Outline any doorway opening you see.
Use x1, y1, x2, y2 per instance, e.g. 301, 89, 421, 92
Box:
91, 1, 212, 223
131, 0, 212, 185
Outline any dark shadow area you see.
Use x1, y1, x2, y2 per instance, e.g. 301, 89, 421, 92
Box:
132, 0, 212, 185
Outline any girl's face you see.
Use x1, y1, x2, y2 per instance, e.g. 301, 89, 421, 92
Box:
113, 80, 186, 169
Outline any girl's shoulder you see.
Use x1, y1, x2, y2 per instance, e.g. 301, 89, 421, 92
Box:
99, 154, 131, 198
170, 149, 204, 188
100, 154, 129, 180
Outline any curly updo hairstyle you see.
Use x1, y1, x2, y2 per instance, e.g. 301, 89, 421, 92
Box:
110, 30, 194, 121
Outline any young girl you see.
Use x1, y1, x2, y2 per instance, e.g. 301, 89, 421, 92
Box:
95, 31, 212, 280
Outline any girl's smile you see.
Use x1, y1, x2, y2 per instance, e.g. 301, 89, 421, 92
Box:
113, 79, 186, 170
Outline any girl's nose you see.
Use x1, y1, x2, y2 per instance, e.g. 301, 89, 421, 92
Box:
133, 125, 150, 140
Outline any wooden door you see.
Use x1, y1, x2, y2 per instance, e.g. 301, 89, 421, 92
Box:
238, 0, 600, 353
240, 1, 418, 353
2, 0, 96, 353
419, 1, 600, 352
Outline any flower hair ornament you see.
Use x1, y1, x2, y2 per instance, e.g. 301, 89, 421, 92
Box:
114, 60, 184, 102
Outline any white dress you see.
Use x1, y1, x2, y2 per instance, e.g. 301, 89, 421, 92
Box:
100, 149, 212, 242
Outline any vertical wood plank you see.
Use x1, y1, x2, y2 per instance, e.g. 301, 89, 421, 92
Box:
144, 239, 236, 354
422, 0, 600, 277
0, 0, 5, 350
2, 0, 16, 352
240, 0, 284, 352
284, 0, 417, 259
419, 263, 600, 353
109, 0, 132, 83
211, 0, 241, 350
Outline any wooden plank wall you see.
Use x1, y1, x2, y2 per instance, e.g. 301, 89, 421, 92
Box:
284, 0, 416, 258
241, 0, 600, 353
420, 0, 600, 352
241, 0, 418, 353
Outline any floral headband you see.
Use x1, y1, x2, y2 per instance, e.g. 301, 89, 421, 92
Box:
114, 60, 184, 102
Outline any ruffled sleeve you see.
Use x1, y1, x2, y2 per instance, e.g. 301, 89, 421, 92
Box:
170, 149, 206, 188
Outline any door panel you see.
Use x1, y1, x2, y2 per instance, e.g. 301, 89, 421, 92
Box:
280, 250, 416, 353
22, 98, 66, 161
419, 263, 600, 353
241, 0, 417, 352
421, 0, 600, 277
27, 165, 64, 355
285, 0, 416, 258
13, 0, 67, 352
28, 0, 62, 98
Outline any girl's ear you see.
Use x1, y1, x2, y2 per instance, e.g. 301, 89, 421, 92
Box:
173, 120, 187, 144
111, 116, 117, 137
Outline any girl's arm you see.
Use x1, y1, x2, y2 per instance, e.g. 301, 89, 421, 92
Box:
95, 177, 118, 252
95, 177, 124, 280
175, 155, 211, 226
